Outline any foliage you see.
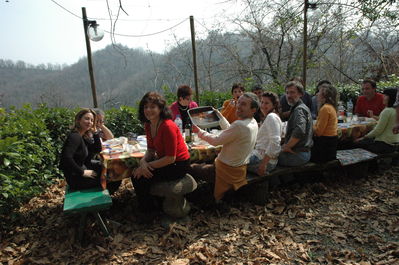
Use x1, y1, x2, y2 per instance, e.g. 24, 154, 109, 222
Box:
0, 105, 58, 216
106, 106, 144, 137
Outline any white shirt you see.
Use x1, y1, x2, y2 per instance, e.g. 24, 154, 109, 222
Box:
198, 115, 258, 167
252, 112, 282, 161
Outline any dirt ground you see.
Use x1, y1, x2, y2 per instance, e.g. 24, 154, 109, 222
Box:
1, 165, 398, 264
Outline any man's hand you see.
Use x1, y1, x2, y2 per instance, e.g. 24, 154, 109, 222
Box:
393, 125, 399, 134
282, 144, 295, 153
257, 162, 267, 176
192, 124, 200, 134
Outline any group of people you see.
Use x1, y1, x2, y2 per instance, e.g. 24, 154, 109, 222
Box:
60, 79, 399, 219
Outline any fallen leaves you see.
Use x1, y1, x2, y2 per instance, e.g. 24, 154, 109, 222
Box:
1, 169, 399, 264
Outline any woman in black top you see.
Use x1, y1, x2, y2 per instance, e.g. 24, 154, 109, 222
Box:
60, 108, 102, 190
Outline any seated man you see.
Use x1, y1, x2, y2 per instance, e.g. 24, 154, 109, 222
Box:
280, 76, 312, 121
355, 79, 385, 118
192, 93, 259, 201
278, 81, 313, 166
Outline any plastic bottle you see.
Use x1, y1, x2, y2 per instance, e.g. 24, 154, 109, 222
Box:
337, 101, 345, 123
347, 100, 353, 115
174, 114, 183, 133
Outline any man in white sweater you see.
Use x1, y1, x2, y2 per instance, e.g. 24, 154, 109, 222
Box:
193, 93, 259, 201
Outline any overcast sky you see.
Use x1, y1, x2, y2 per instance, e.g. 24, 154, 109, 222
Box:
0, 0, 242, 66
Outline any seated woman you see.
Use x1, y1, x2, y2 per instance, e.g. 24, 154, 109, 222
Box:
132, 92, 191, 218
311, 84, 338, 163
247, 92, 282, 176
354, 88, 399, 154
170, 85, 198, 129
60, 108, 102, 190
221, 83, 245, 123
93, 108, 114, 141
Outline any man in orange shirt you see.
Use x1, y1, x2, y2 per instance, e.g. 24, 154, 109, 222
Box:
354, 79, 385, 118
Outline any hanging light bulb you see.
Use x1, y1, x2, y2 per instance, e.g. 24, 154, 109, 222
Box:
87, 21, 104, 42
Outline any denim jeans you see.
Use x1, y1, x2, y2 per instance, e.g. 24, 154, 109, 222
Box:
278, 151, 310, 167
247, 154, 277, 175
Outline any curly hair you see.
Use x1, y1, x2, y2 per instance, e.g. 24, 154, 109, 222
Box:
138, 92, 172, 123
261, 91, 280, 114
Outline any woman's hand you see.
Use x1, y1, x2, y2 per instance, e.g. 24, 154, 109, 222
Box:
83, 170, 97, 179
257, 162, 267, 176
134, 160, 154, 179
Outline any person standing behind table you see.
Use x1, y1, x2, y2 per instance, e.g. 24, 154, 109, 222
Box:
278, 81, 313, 167
247, 92, 282, 176
170, 85, 198, 129
251, 85, 266, 123
311, 80, 331, 120
60, 108, 102, 190
311, 84, 338, 163
354, 88, 399, 154
354, 78, 385, 119
192, 93, 259, 201
280, 76, 312, 121
221, 83, 245, 123
93, 108, 114, 141
132, 92, 191, 220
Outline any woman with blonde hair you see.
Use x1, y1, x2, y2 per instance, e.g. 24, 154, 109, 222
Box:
60, 108, 102, 190
311, 84, 338, 163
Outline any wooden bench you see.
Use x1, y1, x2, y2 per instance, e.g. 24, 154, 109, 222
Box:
63, 186, 112, 242
244, 148, 379, 205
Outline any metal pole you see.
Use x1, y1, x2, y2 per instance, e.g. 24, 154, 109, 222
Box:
190, 16, 200, 104
82, 7, 98, 108
303, 0, 308, 90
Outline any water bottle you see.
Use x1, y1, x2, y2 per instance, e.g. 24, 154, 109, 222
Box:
337, 101, 345, 123
347, 100, 353, 115
174, 114, 183, 133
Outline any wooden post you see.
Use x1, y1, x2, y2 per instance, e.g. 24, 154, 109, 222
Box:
82, 7, 98, 108
303, 0, 308, 90
190, 16, 200, 104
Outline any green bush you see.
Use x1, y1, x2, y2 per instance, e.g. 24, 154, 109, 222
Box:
106, 106, 144, 137
0, 105, 57, 216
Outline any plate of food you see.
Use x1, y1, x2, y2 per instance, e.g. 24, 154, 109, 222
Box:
188, 106, 220, 129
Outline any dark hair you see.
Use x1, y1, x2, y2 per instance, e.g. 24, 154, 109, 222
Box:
177, 85, 193, 99
138, 92, 172, 123
231, 83, 245, 94
72, 108, 97, 135
315, 80, 331, 94
251, 85, 263, 92
362, 78, 377, 89
242, 92, 259, 110
261, 91, 280, 114
383, 88, 397, 108
319, 84, 338, 110
285, 81, 304, 95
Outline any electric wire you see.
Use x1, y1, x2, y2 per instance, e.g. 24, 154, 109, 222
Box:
49, 0, 189, 38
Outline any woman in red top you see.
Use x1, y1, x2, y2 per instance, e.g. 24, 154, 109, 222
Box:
133, 92, 190, 215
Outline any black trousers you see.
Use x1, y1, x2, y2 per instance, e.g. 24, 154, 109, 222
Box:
311, 136, 338, 163
131, 159, 190, 212
65, 162, 102, 191
354, 138, 395, 154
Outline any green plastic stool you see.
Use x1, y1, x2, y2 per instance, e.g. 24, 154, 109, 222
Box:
63, 186, 112, 242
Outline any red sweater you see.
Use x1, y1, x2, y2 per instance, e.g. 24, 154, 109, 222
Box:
354, 93, 385, 117
145, 119, 190, 161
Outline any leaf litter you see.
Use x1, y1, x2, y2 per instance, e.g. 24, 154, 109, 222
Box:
0, 166, 399, 264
